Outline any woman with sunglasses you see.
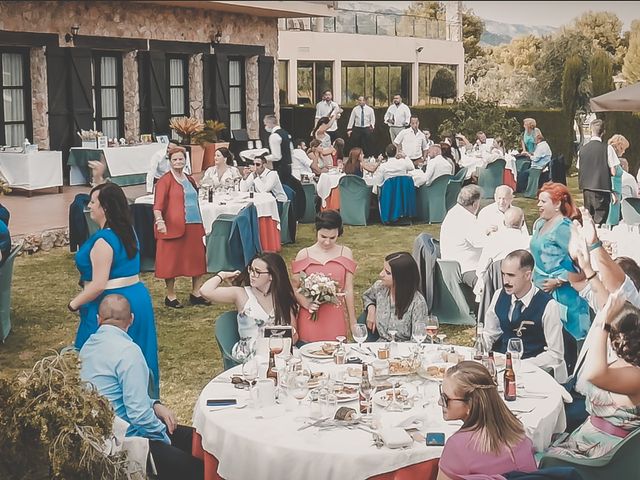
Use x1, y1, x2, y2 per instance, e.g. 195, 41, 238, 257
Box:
437, 361, 536, 479
200, 253, 299, 348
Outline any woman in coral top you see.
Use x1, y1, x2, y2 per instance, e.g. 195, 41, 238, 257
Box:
292, 210, 357, 343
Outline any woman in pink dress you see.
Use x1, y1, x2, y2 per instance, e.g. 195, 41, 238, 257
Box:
292, 210, 356, 343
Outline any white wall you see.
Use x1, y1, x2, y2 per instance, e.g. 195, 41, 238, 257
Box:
278, 30, 465, 105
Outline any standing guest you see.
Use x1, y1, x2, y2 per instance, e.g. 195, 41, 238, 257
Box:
530, 182, 590, 341
423, 144, 454, 186
437, 361, 537, 479
292, 211, 357, 343
521, 118, 537, 154
153, 146, 208, 309
606, 134, 628, 226
620, 157, 638, 200
307, 139, 331, 176
477, 185, 528, 235
239, 154, 288, 202
347, 96, 375, 157
343, 147, 378, 177
363, 252, 428, 342
383, 94, 411, 142
440, 185, 486, 289
482, 250, 566, 381
522, 129, 552, 170
311, 115, 338, 168
314, 90, 340, 143
146, 142, 191, 194
291, 139, 314, 181
200, 253, 299, 347
332, 137, 345, 167
393, 115, 429, 169
80, 295, 203, 480
372, 144, 415, 187
0, 202, 10, 265
69, 183, 160, 398
578, 119, 616, 225
201, 147, 240, 188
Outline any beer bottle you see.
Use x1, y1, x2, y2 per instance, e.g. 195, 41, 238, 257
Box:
503, 352, 517, 401
485, 351, 497, 385
359, 364, 372, 414
266, 350, 277, 381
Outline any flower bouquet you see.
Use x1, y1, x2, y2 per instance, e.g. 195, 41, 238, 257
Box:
297, 272, 340, 321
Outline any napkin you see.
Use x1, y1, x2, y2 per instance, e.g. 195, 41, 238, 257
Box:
379, 427, 413, 449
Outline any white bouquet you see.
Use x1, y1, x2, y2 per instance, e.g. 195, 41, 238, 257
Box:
297, 272, 340, 321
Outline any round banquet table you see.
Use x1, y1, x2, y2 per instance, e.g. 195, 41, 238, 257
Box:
192, 343, 567, 480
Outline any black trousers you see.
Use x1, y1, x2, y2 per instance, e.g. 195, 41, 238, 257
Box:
149, 425, 204, 480
350, 126, 374, 157
583, 190, 610, 225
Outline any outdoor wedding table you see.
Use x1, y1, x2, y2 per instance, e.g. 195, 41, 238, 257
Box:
460, 152, 517, 183
192, 343, 567, 480
0, 150, 63, 193
597, 223, 640, 265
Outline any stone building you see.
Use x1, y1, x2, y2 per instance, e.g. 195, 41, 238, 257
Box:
0, 0, 333, 172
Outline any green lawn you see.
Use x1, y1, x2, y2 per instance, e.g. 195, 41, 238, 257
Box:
0, 176, 581, 421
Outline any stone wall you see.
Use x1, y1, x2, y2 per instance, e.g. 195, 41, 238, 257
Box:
189, 53, 203, 120
30, 47, 49, 149
245, 56, 259, 139
123, 51, 139, 141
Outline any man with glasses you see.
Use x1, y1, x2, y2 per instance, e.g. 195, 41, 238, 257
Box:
239, 153, 287, 202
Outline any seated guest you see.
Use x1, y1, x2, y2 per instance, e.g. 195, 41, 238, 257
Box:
199, 252, 299, 348
523, 129, 552, 170
80, 295, 203, 480
362, 252, 428, 342
440, 185, 486, 288
201, 147, 240, 188
477, 185, 529, 235
474, 130, 494, 154
440, 142, 458, 173
332, 137, 345, 166
146, 142, 191, 193
620, 157, 638, 199
239, 154, 287, 202
291, 138, 314, 181
343, 147, 378, 177
438, 361, 537, 479
372, 144, 415, 187
307, 139, 331, 176
423, 144, 454, 186
475, 207, 531, 286
0, 202, 10, 264
393, 115, 429, 168
483, 250, 567, 381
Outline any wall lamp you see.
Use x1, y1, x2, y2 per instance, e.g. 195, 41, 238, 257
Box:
212, 30, 222, 45
65, 24, 80, 43
416, 46, 424, 53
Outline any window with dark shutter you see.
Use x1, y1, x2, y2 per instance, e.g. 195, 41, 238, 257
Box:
92, 52, 124, 139
0, 48, 31, 146
228, 57, 245, 131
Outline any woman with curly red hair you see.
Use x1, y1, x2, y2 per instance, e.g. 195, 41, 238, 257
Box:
530, 182, 590, 343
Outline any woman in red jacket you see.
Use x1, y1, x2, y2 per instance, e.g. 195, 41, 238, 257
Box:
153, 146, 208, 308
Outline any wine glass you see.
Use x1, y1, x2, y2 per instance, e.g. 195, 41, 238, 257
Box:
269, 333, 285, 355
352, 324, 368, 353
412, 321, 427, 347
507, 338, 524, 373
436, 333, 447, 349
242, 356, 259, 395
359, 373, 375, 417
289, 370, 311, 408
426, 315, 439, 344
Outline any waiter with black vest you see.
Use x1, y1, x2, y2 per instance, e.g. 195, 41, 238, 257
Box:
578, 119, 616, 225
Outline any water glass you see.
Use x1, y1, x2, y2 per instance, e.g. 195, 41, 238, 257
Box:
323, 393, 338, 418
352, 324, 368, 351
255, 378, 276, 408
412, 321, 427, 346
507, 338, 524, 373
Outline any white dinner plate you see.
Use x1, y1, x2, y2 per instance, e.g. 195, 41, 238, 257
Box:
417, 362, 455, 382
300, 341, 349, 360
373, 384, 417, 410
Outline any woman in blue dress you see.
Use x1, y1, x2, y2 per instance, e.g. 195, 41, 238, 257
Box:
68, 183, 160, 398
530, 182, 591, 341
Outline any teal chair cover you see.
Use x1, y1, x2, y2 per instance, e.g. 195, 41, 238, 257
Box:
214, 310, 241, 371
621, 198, 640, 227
206, 214, 241, 273
524, 167, 543, 198
515, 156, 531, 174
84, 208, 99, 237
478, 159, 506, 199
539, 427, 640, 480
445, 167, 467, 211
431, 259, 476, 325
280, 200, 293, 244
338, 175, 372, 226
301, 183, 317, 224
0, 242, 23, 342
415, 174, 451, 224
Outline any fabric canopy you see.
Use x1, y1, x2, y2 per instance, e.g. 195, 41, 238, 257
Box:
590, 82, 640, 112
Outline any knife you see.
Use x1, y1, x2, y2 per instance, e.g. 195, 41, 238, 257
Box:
297, 417, 330, 431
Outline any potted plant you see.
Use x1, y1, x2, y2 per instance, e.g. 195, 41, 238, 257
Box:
168, 116, 207, 172
193, 120, 229, 171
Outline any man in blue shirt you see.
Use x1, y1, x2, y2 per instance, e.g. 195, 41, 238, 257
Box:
0, 202, 10, 265
80, 294, 203, 480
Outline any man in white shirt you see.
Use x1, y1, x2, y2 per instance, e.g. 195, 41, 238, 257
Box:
440, 184, 486, 288
477, 185, 529, 235
146, 142, 191, 193
393, 116, 428, 168
384, 94, 411, 142
483, 250, 567, 381
474, 131, 494, 154
423, 144, 454, 186
240, 154, 287, 202
524, 130, 552, 169
291, 138, 314, 181
372, 144, 415, 187
315, 90, 340, 143
347, 96, 375, 157
620, 158, 638, 199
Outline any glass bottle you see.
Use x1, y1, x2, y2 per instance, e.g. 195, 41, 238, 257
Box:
334, 336, 347, 364
473, 323, 487, 362
485, 350, 497, 384
503, 352, 517, 401
358, 364, 372, 415
266, 349, 277, 381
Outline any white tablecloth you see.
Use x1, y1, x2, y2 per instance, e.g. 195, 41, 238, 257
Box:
70, 143, 165, 177
135, 191, 280, 234
459, 153, 517, 180
597, 223, 640, 265
0, 151, 62, 190
318, 170, 425, 205
192, 344, 566, 480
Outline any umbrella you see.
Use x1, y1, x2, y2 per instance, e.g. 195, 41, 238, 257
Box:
590, 82, 640, 112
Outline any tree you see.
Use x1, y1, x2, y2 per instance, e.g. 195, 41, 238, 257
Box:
462, 9, 485, 62
572, 11, 623, 57
405, 1, 444, 19
493, 35, 543, 74
590, 49, 614, 99
623, 20, 640, 84
561, 56, 583, 162
430, 68, 457, 103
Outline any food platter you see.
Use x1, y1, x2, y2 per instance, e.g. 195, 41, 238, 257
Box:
300, 341, 349, 359
417, 362, 455, 381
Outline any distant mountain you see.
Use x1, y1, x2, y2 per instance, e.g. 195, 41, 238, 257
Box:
480, 19, 557, 46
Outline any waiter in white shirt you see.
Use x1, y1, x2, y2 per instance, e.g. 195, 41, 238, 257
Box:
240, 153, 287, 202
384, 94, 411, 142
315, 90, 340, 143
393, 116, 428, 169
347, 96, 375, 158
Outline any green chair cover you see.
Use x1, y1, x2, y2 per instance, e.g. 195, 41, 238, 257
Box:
431, 259, 476, 325
214, 310, 241, 371
539, 427, 640, 480
445, 167, 467, 211
524, 167, 543, 198
621, 198, 640, 227
515, 157, 531, 174
206, 214, 239, 273
478, 159, 506, 199
415, 174, 451, 224
84, 209, 99, 237
301, 183, 317, 224
0, 242, 23, 342
280, 200, 293, 244
338, 175, 372, 226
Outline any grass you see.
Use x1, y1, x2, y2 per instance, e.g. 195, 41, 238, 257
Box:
0, 176, 582, 421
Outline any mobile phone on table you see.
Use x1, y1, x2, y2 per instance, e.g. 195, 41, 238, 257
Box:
206, 399, 237, 407
425, 432, 445, 446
